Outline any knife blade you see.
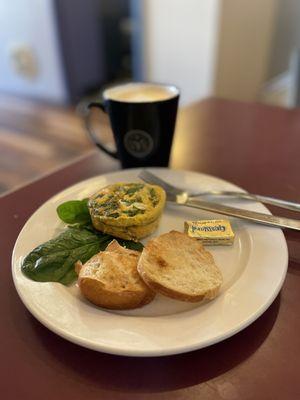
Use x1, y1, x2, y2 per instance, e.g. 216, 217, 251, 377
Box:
168, 197, 300, 231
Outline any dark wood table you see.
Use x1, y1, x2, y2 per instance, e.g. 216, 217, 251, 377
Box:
1, 99, 300, 400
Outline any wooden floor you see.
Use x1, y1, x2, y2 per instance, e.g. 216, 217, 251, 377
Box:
0, 94, 113, 195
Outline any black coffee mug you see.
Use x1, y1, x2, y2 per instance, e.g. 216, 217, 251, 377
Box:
84, 82, 179, 168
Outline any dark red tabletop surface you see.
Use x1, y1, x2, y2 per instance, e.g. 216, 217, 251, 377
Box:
1, 99, 300, 400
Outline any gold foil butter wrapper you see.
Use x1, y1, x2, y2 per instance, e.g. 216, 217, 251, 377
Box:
184, 219, 235, 245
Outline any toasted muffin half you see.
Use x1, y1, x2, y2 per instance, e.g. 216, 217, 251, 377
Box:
78, 240, 155, 310
137, 231, 223, 302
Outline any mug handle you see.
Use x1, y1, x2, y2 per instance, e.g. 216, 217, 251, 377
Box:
84, 101, 118, 159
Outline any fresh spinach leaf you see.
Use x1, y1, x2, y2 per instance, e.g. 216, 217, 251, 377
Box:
21, 227, 103, 285
22, 227, 143, 285
22, 197, 144, 285
56, 199, 90, 225
116, 239, 144, 252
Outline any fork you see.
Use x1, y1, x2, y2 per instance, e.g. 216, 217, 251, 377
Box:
138, 170, 300, 231
139, 170, 300, 212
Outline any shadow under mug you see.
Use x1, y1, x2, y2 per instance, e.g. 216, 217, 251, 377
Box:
84, 82, 179, 168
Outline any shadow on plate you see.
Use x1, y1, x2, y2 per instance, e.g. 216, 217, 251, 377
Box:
28, 294, 280, 394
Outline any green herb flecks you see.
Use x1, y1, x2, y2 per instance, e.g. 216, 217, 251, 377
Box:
107, 212, 119, 218
149, 188, 159, 207
125, 184, 144, 196
123, 208, 145, 217
121, 198, 136, 206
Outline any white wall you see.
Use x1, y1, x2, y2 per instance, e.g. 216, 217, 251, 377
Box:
140, 0, 278, 104
0, 0, 67, 103
141, 0, 220, 105
213, 0, 278, 102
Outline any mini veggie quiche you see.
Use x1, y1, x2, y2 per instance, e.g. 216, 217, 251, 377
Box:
88, 183, 166, 240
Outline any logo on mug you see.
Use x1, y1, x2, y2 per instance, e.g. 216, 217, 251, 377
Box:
124, 129, 154, 158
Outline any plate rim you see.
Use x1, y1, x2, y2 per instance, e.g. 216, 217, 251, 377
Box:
11, 168, 289, 357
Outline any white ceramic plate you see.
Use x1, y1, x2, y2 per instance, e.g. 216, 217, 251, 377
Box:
12, 168, 288, 357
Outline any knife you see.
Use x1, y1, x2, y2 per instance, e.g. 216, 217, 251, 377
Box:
168, 196, 300, 231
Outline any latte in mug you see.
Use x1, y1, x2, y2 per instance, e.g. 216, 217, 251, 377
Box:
104, 83, 179, 103
85, 82, 180, 167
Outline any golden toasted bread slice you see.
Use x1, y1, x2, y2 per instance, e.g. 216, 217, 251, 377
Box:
78, 240, 155, 310
105, 239, 125, 253
137, 231, 223, 302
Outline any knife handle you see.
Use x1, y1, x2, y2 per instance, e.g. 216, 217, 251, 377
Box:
236, 193, 300, 212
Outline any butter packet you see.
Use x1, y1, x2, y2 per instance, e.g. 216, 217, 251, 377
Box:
184, 219, 235, 245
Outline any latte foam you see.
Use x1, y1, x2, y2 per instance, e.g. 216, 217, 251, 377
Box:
104, 83, 178, 103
